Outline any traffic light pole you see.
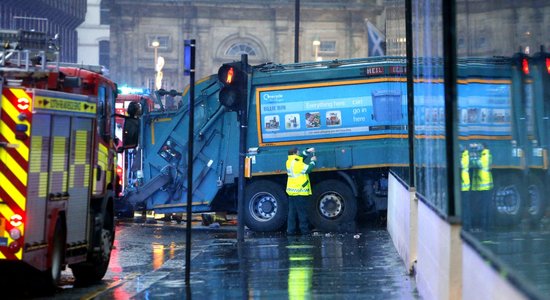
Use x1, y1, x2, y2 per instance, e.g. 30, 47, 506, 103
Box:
184, 39, 195, 285
237, 54, 248, 242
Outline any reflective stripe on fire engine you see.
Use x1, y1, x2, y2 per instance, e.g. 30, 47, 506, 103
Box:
98, 143, 108, 168
29, 136, 49, 198
69, 130, 90, 188
0, 88, 32, 260
93, 143, 109, 193
52, 136, 68, 193
0, 95, 30, 159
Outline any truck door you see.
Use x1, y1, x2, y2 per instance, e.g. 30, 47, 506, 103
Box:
93, 86, 108, 196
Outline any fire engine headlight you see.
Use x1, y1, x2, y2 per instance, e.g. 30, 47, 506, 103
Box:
9, 228, 21, 240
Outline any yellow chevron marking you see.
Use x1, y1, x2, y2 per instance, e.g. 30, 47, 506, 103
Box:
4, 89, 32, 137
0, 151, 27, 185
0, 99, 29, 159
0, 173, 25, 210
0, 205, 14, 225
9, 88, 33, 111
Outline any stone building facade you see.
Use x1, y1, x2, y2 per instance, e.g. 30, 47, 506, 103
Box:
107, 0, 385, 91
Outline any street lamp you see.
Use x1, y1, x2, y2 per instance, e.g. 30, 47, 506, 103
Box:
313, 37, 321, 62
151, 38, 160, 90
151, 38, 160, 68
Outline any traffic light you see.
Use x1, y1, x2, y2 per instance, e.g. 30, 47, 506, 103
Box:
532, 49, 550, 76
512, 52, 530, 75
531, 48, 550, 106
217, 61, 248, 111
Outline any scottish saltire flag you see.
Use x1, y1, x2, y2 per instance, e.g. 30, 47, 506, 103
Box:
367, 21, 386, 57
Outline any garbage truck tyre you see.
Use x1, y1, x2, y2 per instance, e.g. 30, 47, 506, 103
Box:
309, 179, 357, 232
244, 180, 288, 232
493, 172, 525, 227
526, 173, 546, 225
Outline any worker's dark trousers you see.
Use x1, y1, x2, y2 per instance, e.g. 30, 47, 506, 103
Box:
461, 191, 471, 230
472, 190, 492, 229
287, 195, 310, 235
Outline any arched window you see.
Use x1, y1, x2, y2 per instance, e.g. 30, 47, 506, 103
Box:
225, 42, 257, 56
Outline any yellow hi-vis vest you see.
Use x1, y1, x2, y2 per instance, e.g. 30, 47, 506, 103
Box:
286, 154, 313, 196
472, 149, 493, 191
461, 149, 470, 191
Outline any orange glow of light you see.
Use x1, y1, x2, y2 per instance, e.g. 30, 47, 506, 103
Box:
226, 67, 234, 84
152, 243, 164, 270
546, 58, 550, 74
522, 58, 529, 75
169, 242, 176, 259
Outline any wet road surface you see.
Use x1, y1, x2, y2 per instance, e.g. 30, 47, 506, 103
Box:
127, 230, 420, 299
29, 219, 419, 299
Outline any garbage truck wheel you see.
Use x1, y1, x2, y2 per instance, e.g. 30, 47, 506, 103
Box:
309, 179, 357, 232
244, 180, 288, 232
493, 172, 525, 227
526, 173, 546, 225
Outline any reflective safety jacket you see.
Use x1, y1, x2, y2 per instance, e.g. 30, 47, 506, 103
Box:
472, 148, 493, 191
286, 154, 315, 196
461, 149, 470, 191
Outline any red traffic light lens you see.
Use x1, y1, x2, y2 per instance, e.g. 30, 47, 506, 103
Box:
546, 58, 550, 74
522, 58, 529, 75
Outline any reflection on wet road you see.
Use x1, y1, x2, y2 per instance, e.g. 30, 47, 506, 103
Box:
35, 220, 420, 299
110, 224, 418, 299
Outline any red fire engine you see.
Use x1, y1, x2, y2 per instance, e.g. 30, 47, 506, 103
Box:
0, 29, 137, 291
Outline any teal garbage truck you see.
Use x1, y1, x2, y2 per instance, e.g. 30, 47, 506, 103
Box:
118, 53, 550, 231
119, 56, 409, 232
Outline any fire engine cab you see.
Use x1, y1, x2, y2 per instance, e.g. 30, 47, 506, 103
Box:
0, 29, 137, 291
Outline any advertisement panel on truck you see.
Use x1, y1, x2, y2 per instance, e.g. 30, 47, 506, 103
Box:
257, 80, 407, 146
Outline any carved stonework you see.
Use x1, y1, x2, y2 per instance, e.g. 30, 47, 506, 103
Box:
108, 0, 383, 91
